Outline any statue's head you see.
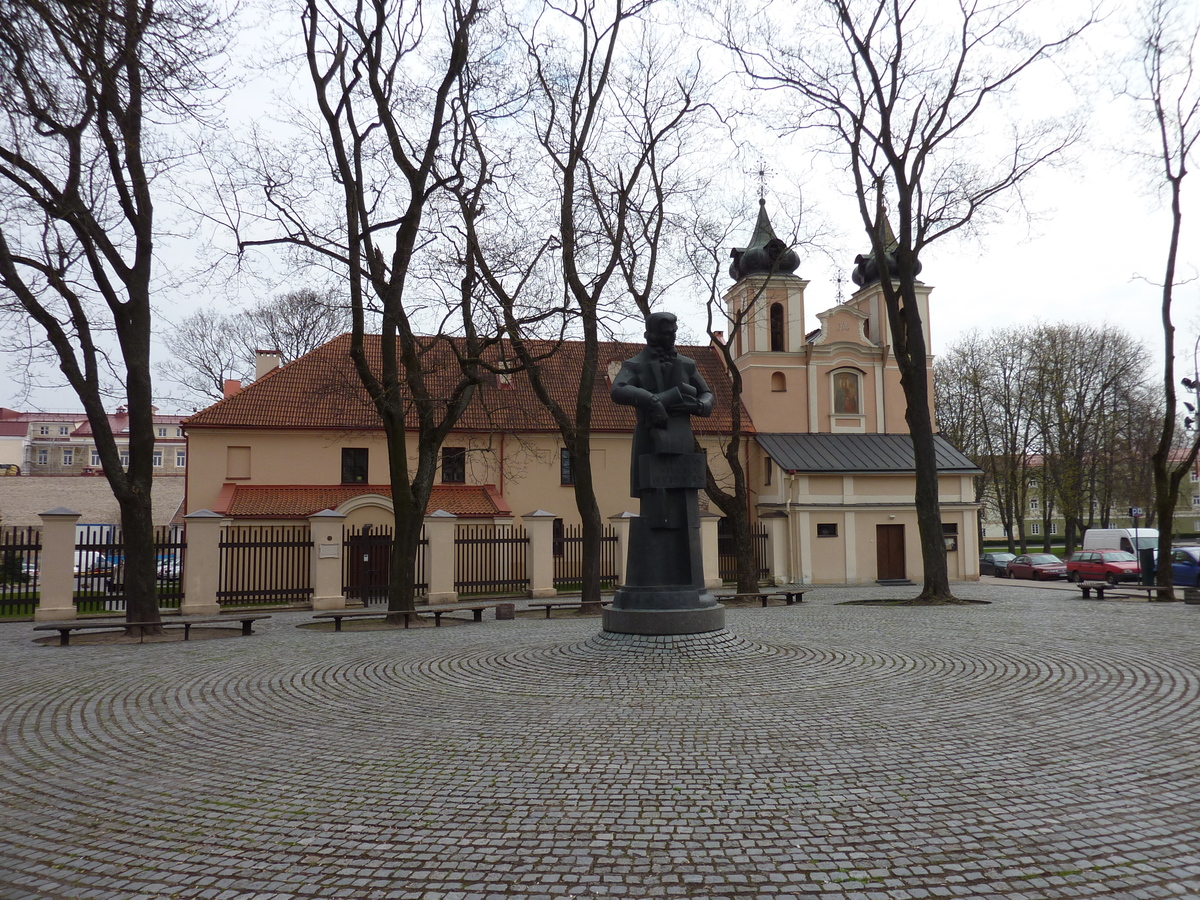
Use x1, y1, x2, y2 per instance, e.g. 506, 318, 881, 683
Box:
645, 312, 678, 350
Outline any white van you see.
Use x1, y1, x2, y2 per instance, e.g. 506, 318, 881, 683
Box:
1081, 528, 1159, 554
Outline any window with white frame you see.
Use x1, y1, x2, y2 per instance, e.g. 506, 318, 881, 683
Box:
157, 427, 167, 437
176, 449, 186, 467
1030, 497, 1039, 511
1193, 495, 1200, 507
152, 450, 162, 467
1030, 522, 1041, 535
1192, 470, 1198, 482
1050, 522, 1057, 534
36, 449, 47, 465
91, 450, 100, 467
119, 451, 129, 469
62, 449, 73, 466
38, 425, 49, 435
176, 428, 183, 437
59, 425, 69, 435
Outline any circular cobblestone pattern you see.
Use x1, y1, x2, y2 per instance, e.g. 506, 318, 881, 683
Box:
2, 584, 1198, 899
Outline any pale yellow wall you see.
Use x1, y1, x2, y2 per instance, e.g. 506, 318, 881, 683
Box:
185, 426, 740, 529
809, 513, 847, 583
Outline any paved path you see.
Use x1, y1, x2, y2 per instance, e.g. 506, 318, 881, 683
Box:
2, 584, 1198, 900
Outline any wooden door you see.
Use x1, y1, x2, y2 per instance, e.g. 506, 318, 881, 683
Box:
876, 524, 906, 580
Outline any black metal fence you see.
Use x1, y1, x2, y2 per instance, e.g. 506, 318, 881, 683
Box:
73, 524, 186, 613
454, 524, 528, 595
219, 525, 312, 606
718, 522, 770, 584
553, 523, 619, 589
343, 525, 428, 605
0, 526, 40, 617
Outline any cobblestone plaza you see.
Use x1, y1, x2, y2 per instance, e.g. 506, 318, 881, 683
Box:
1, 584, 1197, 899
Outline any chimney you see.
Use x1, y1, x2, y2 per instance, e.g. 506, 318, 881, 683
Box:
223, 379, 241, 398
255, 349, 281, 380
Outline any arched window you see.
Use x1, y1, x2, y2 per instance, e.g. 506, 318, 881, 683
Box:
832, 370, 861, 415
771, 371, 786, 392
769, 303, 785, 352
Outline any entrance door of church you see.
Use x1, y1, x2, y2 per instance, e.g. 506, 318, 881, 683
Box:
876, 524, 906, 580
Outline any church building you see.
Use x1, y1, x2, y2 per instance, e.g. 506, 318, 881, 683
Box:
180, 201, 981, 585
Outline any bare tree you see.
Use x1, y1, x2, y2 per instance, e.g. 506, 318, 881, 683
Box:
0, 0, 226, 626
459, 0, 711, 608
1125, 0, 1200, 598
233, 0, 505, 614
730, 0, 1090, 602
161, 288, 351, 403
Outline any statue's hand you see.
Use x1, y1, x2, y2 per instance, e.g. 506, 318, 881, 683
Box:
648, 395, 669, 426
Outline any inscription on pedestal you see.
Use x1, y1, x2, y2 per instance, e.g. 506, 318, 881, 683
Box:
637, 453, 707, 489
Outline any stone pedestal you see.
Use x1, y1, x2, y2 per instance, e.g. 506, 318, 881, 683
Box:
602, 458, 724, 636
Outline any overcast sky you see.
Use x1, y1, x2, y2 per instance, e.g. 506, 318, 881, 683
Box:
1, 0, 1194, 413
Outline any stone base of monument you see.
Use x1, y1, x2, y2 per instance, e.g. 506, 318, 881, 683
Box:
602, 586, 725, 636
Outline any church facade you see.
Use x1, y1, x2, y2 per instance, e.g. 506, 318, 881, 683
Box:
180, 202, 981, 585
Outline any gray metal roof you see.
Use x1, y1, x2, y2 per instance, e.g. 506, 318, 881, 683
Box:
756, 433, 982, 475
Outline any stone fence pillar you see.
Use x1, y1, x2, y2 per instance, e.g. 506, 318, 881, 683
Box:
699, 510, 723, 591
607, 511, 635, 586
760, 512, 792, 585
181, 510, 226, 616
309, 510, 347, 610
522, 510, 557, 599
424, 510, 458, 604
35, 507, 80, 622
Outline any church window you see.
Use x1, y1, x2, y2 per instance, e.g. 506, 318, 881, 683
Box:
832, 371, 861, 415
770, 371, 786, 392
769, 303, 785, 352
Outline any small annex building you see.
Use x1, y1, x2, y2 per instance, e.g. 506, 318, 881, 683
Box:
181, 200, 981, 585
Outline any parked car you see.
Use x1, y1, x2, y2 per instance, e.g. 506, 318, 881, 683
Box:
979, 552, 1015, 577
73, 551, 116, 576
156, 555, 181, 580
1007, 553, 1068, 580
1170, 546, 1200, 587
1066, 549, 1141, 585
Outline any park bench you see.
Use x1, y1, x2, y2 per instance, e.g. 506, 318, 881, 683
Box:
34, 613, 271, 646
313, 601, 513, 632
1076, 582, 1171, 601
726, 588, 805, 607
526, 599, 610, 618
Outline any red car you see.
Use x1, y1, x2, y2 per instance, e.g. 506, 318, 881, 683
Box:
1066, 550, 1140, 586
1007, 553, 1068, 580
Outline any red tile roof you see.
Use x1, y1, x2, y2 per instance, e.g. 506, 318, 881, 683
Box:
217, 483, 514, 519
182, 334, 749, 437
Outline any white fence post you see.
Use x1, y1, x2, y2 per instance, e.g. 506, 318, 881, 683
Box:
424, 510, 458, 604
34, 507, 80, 622
699, 510, 723, 590
181, 510, 226, 616
522, 510, 557, 599
608, 511, 635, 587
309, 510, 347, 610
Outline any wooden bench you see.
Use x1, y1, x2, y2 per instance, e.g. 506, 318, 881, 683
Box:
1077, 583, 1168, 601
526, 599, 609, 618
727, 588, 805, 607
34, 614, 271, 646
313, 602, 509, 631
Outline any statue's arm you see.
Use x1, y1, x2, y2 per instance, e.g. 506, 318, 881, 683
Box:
612, 362, 668, 424
690, 367, 715, 418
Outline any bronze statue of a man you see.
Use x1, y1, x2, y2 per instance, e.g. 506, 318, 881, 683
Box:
604, 312, 724, 635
